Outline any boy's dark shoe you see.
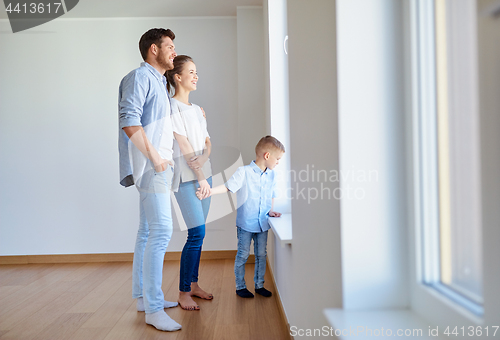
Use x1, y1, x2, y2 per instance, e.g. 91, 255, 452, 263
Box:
255, 287, 272, 297
236, 288, 254, 298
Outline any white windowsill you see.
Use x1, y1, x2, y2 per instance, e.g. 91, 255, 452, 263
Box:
268, 213, 292, 247
324, 308, 445, 339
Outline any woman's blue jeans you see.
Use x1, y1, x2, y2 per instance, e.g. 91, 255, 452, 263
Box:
234, 227, 268, 290
132, 166, 174, 314
174, 177, 212, 292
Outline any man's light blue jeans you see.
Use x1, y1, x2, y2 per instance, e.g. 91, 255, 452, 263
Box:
234, 227, 268, 290
132, 166, 174, 314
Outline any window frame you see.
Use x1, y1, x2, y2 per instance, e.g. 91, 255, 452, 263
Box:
408, 0, 485, 325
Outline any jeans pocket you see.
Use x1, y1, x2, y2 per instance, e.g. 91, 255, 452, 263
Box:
154, 168, 168, 175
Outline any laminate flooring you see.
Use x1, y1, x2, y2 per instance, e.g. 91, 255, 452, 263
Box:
0, 260, 290, 340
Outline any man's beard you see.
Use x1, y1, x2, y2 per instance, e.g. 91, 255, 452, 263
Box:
157, 54, 173, 71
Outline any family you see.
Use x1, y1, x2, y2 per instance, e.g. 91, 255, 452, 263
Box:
118, 28, 285, 331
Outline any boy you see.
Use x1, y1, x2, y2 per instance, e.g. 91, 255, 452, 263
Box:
197, 136, 284, 298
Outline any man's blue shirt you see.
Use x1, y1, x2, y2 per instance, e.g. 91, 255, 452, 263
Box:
118, 62, 171, 187
225, 161, 277, 233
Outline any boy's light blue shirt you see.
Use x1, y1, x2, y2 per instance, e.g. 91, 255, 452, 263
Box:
225, 161, 277, 233
118, 62, 171, 188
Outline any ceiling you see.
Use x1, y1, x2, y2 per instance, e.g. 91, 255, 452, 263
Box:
0, 0, 263, 20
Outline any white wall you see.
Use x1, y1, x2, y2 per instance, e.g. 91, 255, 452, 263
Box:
337, 0, 409, 309
266, 0, 343, 336
236, 7, 267, 164
0, 16, 240, 255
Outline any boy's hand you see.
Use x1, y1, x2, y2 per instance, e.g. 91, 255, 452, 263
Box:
269, 211, 281, 217
195, 189, 203, 200
196, 187, 211, 200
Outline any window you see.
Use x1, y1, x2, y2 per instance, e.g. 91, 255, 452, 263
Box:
267, 0, 292, 214
412, 0, 483, 315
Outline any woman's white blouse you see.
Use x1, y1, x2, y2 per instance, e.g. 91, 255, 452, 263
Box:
170, 98, 212, 190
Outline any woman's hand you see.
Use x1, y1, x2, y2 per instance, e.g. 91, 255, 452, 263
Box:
197, 179, 211, 199
188, 154, 207, 171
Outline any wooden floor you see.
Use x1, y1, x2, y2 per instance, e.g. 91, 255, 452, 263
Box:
0, 260, 290, 340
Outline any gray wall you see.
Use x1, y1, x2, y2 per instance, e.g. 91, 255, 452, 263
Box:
477, 0, 500, 327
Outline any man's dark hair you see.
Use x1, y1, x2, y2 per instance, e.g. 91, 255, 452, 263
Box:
139, 28, 175, 61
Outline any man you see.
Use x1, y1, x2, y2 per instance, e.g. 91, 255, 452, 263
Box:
118, 28, 180, 332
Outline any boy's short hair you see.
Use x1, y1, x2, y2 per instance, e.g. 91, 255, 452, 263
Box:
255, 135, 285, 155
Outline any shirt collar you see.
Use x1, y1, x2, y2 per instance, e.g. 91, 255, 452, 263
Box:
141, 62, 166, 83
250, 160, 268, 174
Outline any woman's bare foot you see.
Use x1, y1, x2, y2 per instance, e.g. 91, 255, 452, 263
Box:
178, 291, 200, 311
190, 282, 213, 300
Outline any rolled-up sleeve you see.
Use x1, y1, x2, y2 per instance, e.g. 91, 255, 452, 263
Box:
119, 72, 147, 129
225, 167, 245, 193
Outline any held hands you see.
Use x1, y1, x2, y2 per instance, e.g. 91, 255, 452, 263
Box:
195, 189, 204, 200
269, 211, 282, 217
196, 179, 211, 200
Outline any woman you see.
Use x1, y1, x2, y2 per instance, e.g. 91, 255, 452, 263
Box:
167, 55, 213, 311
